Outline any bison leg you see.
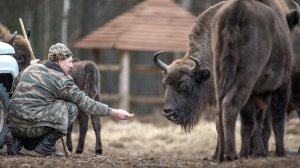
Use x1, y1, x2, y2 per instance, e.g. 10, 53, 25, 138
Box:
222, 98, 240, 160
215, 83, 252, 161
75, 111, 89, 154
66, 123, 74, 152
212, 138, 219, 161
250, 109, 267, 157
222, 83, 256, 161
270, 86, 289, 156
91, 114, 102, 154
239, 100, 256, 158
215, 107, 225, 162
248, 109, 272, 157
261, 111, 271, 155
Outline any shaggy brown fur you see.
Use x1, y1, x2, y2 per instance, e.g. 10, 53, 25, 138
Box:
289, 26, 300, 117
154, 0, 300, 161
155, 2, 226, 132
212, 0, 297, 161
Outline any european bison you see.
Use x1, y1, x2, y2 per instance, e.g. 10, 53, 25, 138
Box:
212, 0, 296, 161
67, 60, 103, 154
153, 2, 225, 132
153, 0, 300, 161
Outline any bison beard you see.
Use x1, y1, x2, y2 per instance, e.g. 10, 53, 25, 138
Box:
212, 0, 298, 162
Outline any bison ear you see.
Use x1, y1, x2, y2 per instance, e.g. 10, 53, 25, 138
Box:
8, 31, 17, 44
27, 29, 31, 39
286, 10, 299, 31
195, 68, 210, 82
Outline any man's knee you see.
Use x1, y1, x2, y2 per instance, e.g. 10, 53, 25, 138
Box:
10, 127, 52, 139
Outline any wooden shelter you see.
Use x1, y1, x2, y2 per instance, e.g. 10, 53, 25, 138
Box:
74, 0, 196, 110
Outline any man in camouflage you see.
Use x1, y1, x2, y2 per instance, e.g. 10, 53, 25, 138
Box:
5, 43, 134, 156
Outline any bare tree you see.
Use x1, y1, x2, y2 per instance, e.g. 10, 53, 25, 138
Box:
62, 0, 70, 46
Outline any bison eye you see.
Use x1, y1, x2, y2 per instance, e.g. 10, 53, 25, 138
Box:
178, 81, 191, 93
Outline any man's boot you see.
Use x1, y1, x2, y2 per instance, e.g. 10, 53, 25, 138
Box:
5, 132, 23, 155
22, 137, 42, 151
34, 130, 64, 157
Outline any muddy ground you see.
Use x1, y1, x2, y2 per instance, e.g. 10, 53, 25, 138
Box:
0, 112, 299, 168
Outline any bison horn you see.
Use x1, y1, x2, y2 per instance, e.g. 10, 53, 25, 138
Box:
189, 56, 201, 72
153, 51, 168, 73
8, 31, 17, 44
27, 29, 31, 39
291, 1, 300, 11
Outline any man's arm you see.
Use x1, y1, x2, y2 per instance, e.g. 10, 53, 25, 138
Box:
60, 78, 134, 120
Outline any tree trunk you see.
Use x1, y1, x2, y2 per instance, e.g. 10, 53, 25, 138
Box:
62, 0, 70, 46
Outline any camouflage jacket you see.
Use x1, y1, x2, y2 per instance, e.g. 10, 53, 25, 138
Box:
8, 61, 111, 129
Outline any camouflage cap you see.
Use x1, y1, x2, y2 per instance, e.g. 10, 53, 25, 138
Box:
48, 43, 73, 62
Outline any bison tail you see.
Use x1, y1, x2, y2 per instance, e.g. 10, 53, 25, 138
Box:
213, 0, 248, 99
84, 62, 101, 100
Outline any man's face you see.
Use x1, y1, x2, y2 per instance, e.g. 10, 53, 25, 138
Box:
58, 57, 73, 74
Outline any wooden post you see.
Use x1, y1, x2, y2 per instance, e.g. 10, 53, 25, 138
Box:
119, 50, 130, 110
19, 18, 35, 60
60, 137, 69, 157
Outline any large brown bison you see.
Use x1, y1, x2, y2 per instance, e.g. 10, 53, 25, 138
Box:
153, 2, 225, 131
66, 60, 103, 154
153, 0, 300, 161
212, 0, 298, 161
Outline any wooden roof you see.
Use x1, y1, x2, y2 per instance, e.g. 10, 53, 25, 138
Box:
74, 0, 196, 52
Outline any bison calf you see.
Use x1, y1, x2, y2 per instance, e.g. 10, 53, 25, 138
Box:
66, 60, 103, 154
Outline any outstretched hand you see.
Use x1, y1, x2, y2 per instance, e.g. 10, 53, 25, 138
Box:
111, 108, 134, 120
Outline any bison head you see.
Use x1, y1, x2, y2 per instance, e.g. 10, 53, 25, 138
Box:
12, 35, 32, 72
153, 51, 212, 132
0, 24, 33, 72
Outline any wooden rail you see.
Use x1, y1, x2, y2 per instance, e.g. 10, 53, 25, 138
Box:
91, 49, 166, 110
101, 94, 164, 104
97, 64, 162, 73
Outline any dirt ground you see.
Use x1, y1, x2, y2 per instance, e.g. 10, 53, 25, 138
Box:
0, 112, 299, 168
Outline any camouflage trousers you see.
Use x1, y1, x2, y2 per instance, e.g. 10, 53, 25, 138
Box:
10, 100, 78, 138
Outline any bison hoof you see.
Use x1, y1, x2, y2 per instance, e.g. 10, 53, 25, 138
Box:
75, 150, 83, 154
239, 154, 248, 159
251, 152, 267, 158
225, 153, 238, 161
275, 150, 285, 157
96, 149, 102, 155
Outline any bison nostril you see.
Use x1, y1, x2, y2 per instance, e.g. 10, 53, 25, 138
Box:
163, 108, 171, 115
